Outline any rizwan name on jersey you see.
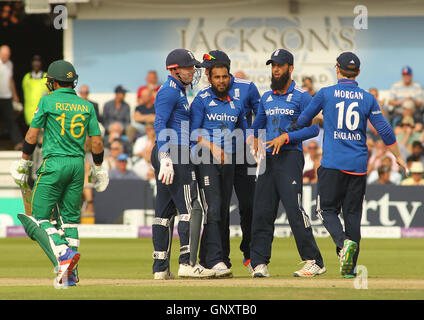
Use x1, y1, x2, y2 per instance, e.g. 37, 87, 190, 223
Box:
56, 103, 89, 113
334, 130, 362, 141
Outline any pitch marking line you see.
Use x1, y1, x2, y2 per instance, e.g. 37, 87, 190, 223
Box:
1, 278, 424, 289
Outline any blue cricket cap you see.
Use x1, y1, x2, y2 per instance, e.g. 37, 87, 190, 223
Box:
402, 66, 412, 75
166, 48, 201, 70
266, 49, 294, 66
117, 153, 128, 162
337, 52, 360, 72
200, 50, 231, 69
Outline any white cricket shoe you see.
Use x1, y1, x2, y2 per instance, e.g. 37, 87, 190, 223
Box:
154, 269, 175, 280
212, 262, 233, 278
252, 264, 269, 278
293, 260, 327, 278
178, 263, 216, 278
243, 259, 254, 275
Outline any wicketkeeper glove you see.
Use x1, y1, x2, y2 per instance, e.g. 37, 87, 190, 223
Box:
10, 159, 33, 188
92, 164, 109, 192
158, 152, 174, 185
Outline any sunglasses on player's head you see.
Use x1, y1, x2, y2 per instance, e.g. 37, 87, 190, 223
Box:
203, 53, 216, 61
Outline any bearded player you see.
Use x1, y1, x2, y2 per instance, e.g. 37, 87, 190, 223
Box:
247, 49, 325, 278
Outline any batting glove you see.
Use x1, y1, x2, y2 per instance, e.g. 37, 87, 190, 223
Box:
10, 159, 33, 188
158, 152, 174, 185
92, 164, 109, 192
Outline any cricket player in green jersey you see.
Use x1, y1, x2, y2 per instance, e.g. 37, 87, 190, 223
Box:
10, 60, 109, 287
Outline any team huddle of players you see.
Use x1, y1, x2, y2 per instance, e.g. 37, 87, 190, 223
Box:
151, 47, 407, 280
11, 47, 407, 287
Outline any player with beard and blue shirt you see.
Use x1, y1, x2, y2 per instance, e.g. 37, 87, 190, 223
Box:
199, 50, 260, 274
295, 52, 408, 278
247, 49, 326, 278
191, 61, 248, 278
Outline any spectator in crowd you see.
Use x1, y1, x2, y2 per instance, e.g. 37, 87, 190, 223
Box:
367, 87, 390, 141
0, 45, 23, 150
401, 161, 424, 186
394, 116, 422, 158
132, 123, 155, 181
78, 84, 102, 125
388, 66, 423, 119
368, 139, 399, 173
368, 155, 402, 185
102, 85, 131, 135
406, 141, 424, 165
302, 76, 316, 97
234, 70, 247, 80
109, 153, 139, 180
104, 139, 127, 172
392, 98, 423, 128
130, 88, 155, 138
303, 140, 321, 184
21, 55, 48, 125
136, 70, 160, 105
366, 139, 376, 164
369, 87, 389, 116
104, 121, 132, 156
371, 165, 394, 185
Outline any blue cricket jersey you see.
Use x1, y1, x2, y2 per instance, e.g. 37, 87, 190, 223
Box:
297, 79, 396, 174
154, 75, 191, 153
191, 86, 248, 154
251, 80, 320, 153
228, 76, 260, 126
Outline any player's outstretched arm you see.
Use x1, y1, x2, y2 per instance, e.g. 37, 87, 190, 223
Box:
286, 124, 320, 144
388, 143, 409, 177
297, 89, 325, 129
368, 97, 409, 176
265, 124, 320, 155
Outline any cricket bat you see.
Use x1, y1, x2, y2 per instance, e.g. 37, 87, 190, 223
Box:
20, 182, 32, 216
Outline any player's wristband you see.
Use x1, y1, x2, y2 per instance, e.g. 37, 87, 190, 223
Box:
92, 151, 104, 165
283, 132, 290, 144
22, 141, 37, 155
159, 152, 171, 161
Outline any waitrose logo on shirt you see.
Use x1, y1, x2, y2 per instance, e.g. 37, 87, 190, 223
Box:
206, 113, 238, 122
265, 107, 294, 116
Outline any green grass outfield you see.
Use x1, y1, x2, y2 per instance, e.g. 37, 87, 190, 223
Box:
0, 237, 423, 300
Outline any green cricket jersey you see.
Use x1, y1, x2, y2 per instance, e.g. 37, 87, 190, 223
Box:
30, 88, 101, 159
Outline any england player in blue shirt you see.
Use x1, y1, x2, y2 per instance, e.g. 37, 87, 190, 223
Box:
190, 61, 248, 277
199, 50, 260, 273
247, 49, 326, 278
296, 52, 408, 278
151, 49, 215, 280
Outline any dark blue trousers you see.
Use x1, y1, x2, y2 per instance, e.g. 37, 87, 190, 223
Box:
250, 150, 324, 268
151, 144, 198, 273
316, 166, 367, 273
233, 162, 256, 261
197, 157, 235, 269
